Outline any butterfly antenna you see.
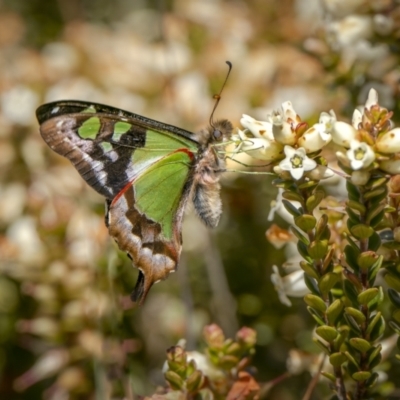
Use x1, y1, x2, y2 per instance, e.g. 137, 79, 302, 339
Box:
209, 61, 232, 128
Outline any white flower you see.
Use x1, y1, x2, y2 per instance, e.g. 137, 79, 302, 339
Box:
297, 122, 332, 153
271, 265, 309, 307
328, 15, 372, 49
346, 140, 375, 170
270, 101, 299, 145
240, 114, 274, 140
376, 128, 400, 154
331, 121, 357, 148
278, 146, 317, 180
233, 128, 283, 161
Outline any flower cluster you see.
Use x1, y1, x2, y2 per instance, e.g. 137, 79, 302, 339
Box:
233, 101, 335, 181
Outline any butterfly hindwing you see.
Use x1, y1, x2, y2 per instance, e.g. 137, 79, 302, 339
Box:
37, 101, 201, 303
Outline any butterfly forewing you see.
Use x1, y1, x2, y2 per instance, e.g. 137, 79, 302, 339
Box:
37, 100, 202, 303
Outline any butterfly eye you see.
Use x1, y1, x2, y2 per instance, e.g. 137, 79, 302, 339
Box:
213, 129, 223, 141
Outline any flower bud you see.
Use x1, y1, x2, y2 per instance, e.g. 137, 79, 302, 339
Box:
331, 121, 357, 148
376, 128, 400, 154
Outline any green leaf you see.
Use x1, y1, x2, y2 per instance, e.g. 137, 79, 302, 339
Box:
343, 279, 360, 305
357, 251, 379, 271
282, 190, 303, 203
308, 240, 329, 260
367, 347, 382, 369
366, 312, 382, 336
384, 273, 400, 291
295, 215, 317, 231
346, 180, 360, 202
300, 261, 319, 280
369, 314, 385, 341
363, 187, 386, 201
368, 206, 385, 228
350, 224, 375, 239
344, 314, 362, 334
297, 240, 311, 260
388, 288, 400, 308
321, 372, 336, 382
365, 371, 379, 388
349, 338, 371, 353
357, 288, 379, 305
291, 226, 310, 245
304, 274, 321, 296
329, 352, 347, 367
326, 299, 344, 325
315, 214, 328, 240
352, 371, 371, 381
344, 307, 366, 324
282, 199, 301, 217
306, 190, 325, 212
319, 273, 340, 297
344, 244, 360, 273
165, 370, 185, 390
316, 326, 338, 342
346, 206, 362, 225
346, 200, 366, 214
304, 294, 327, 313
368, 232, 381, 251
307, 307, 325, 326
366, 176, 388, 190
389, 321, 400, 336
344, 351, 360, 368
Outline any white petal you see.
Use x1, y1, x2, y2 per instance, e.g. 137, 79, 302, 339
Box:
290, 167, 305, 180
365, 88, 378, 109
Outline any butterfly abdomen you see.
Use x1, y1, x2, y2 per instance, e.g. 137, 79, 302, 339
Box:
193, 148, 223, 228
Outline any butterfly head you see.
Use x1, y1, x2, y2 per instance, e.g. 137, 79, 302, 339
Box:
196, 119, 233, 148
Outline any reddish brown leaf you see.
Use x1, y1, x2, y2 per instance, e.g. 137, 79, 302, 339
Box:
226, 371, 260, 400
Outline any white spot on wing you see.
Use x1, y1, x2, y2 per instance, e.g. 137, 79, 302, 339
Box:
52, 106, 60, 114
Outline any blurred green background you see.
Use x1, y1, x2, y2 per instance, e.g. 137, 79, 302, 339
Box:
0, 0, 399, 399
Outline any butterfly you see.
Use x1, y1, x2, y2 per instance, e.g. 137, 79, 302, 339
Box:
36, 100, 233, 304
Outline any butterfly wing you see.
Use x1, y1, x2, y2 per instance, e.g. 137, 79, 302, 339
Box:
37, 100, 200, 303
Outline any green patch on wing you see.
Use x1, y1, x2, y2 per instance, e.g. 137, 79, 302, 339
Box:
134, 151, 193, 240
82, 106, 96, 113
132, 129, 198, 165
113, 121, 131, 141
78, 117, 101, 139
100, 142, 113, 152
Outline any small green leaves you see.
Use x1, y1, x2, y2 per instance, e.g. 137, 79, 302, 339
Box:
326, 299, 344, 325
344, 307, 366, 324
349, 338, 371, 353
352, 371, 372, 381
319, 273, 340, 297
306, 190, 325, 212
385, 273, 400, 291
304, 294, 326, 313
350, 224, 375, 239
388, 288, 400, 308
316, 326, 338, 342
295, 214, 317, 231
282, 199, 301, 217
307, 240, 328, 260
357, 288, 379, 305
329, 352, 347, 367
357, 251, 380, 271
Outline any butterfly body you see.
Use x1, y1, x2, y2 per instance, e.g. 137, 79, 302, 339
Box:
37, 100, 232, 303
